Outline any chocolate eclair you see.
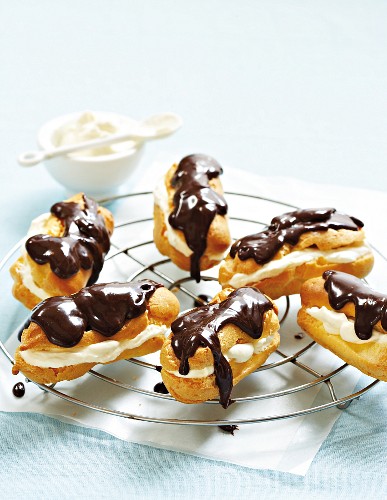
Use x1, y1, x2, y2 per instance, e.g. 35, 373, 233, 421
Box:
10, 193, 114, 309
13, 280, 180, 385
153, 154, 231, 282
160, 287, 280, 408
297, 271, 387, 381
219, 207, 374, 299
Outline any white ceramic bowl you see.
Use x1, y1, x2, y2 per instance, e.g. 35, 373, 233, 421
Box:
37, 111, 144, 196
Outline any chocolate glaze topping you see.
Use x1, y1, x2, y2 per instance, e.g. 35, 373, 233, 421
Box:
170, 287, 275, 408
26, 195, 110, 285
168, 154, 228, 282
30, 280, 162, 348
323, 270, 387, 341
230, 208, 363, 265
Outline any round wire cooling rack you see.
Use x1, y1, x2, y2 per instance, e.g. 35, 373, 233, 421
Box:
0, 191, 383, 427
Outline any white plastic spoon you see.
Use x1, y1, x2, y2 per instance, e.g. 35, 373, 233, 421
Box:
18, 112, 183, 167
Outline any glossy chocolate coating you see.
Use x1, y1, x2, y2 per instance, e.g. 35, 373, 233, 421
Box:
323, 270, 387, 340
168, 154, 228, 282
26, 195, 110, 285
230, 208, 363, 265
30, 280, 162, 347
170, 287, 274, 408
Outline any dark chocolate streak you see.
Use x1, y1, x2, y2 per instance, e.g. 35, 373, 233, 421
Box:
323, 270, 387, 340
30, 280, 162, 347
168, 154, 228, 282
26, 195, 110, 285
170, 287, 274, 408
230, 208, 363, 265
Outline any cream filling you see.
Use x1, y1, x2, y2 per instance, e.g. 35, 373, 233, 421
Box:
306, 306, 387, 344
227, 244, 372, 288
153, 177, 227, 260
20, 324, 168, 368
18, 213, 52, 300
26, 213, 51, 238
19, 261, 50, 300
167, 333, 276, 379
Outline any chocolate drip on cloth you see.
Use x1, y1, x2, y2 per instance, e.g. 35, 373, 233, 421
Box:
219, 424, 238, 435
30, 280, 162, 347
154, 381, 169, 394
12, 382, 25, 398
168, 154, 228, 282
170, 287, 274, 408
26, 195, 110, 285
323, 270, 387, 341
230, 208, 363, 266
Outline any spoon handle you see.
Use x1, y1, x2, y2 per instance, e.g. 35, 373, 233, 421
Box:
17, 131, 146, 167
18, 111, 183, 167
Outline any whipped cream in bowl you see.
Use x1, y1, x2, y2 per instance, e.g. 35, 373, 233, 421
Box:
37, 111, 145, 196
53, 111, 138, 157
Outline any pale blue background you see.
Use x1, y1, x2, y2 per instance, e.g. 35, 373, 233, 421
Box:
1, 1, 387, 498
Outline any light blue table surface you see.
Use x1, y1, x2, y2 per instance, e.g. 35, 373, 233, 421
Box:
1, 1, 387, 498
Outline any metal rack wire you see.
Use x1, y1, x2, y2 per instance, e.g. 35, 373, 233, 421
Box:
0, 191, 381, 426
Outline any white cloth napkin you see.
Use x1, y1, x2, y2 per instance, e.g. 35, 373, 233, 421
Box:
1, 155, 385, 475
